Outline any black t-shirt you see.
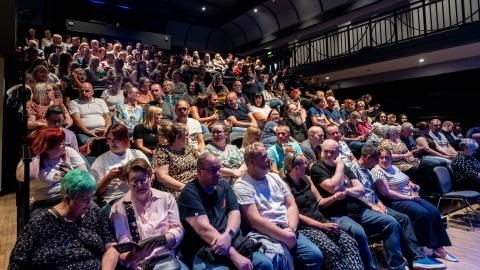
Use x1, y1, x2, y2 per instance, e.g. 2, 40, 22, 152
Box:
178, 179, 239, 260
224, 103, 251, 122
310, 160, 367, 217
133, 124, 158, 150
285, 175, 328, 224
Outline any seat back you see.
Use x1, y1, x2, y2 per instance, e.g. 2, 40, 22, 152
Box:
433, 166, 453, 194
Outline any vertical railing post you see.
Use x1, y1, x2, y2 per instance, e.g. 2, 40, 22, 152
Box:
347, 25, 351, 54
369, 19, 373, 47
423, 0, 428, 36
394, 10, 399, 43
308, 40, 312, 64
325, 34, 329, 59
461, 0, 466, 24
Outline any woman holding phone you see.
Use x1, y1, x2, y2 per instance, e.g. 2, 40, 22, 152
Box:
16, 128, 86, 217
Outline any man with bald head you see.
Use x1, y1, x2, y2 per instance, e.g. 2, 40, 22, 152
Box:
311, 139, 407, 270
224, 92, 257, 133
300, 126, 324, 167
179, 152, 272, 270
70, 82, 111, 145
324, 96, 343, 126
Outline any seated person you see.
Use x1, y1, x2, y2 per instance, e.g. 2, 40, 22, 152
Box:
133, 105, 162, 159
178, 153, 269, 269
267, 124, 303, 177
307, 97, 329, 128
16, 128, 86, 217
224, 92, 257, 133
284, 103, 308, 143
174, 99, 205, 152
110, 158, 188, 270
70, 82, 111, 145
311, 139, 407, 270
45, 105, 79, 151
249, 93, 272, 124
9, 169, 118, 270
190, 92, 225, 131
451, 138, 480, 191
27, 82, 72, 131
261, 109, 281, 149
233, 143, 324, 270
300, 126, 324, 167
429, 119, 457, 157
284, 154, 364, 270
372, 148, 456, 262
148, 83, 175, 121
205, 122, 246, 184
324, 97, 343, 126
91, 124, 150, 207
339, 111, 366, 154
325, 125, 357, 167
440, 120, 461, 150
240, 126, 261, 152
153, 121, 198, 200
113, 86, 143, 136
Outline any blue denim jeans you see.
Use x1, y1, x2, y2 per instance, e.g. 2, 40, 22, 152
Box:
192, 251, 278, 270
290, 232, 323, 270
149, 259, 189, 270
267, 99, 283, 111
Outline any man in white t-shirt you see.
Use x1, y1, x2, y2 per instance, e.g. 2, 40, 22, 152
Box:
233, 142, 323, 270
175, 99, 205, 152
70, 82, 111, 145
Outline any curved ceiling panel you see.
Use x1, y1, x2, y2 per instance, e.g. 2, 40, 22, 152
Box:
264, 0, 298, 29
252, 6, 280, 36
292, 0, 322, 21
207, 30, 232, 52
221, 22, 247, 47
185, 26, 210, 50
322, 0, 350, 11
233, 15, 262, 42
166, 21, 191, 47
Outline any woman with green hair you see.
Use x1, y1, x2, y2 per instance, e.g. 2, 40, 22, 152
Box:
9, 169, 119, 270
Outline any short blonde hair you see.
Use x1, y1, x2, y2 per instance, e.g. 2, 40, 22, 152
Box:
241, 126, 261, 149
143, 105, 162, 130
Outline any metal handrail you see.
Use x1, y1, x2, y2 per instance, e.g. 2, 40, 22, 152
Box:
255, 0, 480, 72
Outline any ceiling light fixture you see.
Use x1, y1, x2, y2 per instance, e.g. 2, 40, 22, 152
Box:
419, 58, 425, 63
325, 76, 330, 80
201, 6, 206, 11
254, 8, 258, 13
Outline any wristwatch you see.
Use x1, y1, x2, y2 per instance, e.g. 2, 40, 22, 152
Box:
287, 225, 297, 233
228, 229, 236, 238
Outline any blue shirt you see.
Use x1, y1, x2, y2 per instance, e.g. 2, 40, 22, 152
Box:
267, 142, 302, 171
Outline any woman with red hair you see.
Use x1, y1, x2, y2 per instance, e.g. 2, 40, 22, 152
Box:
90, 123, 150, 208
16, 127, 86, 217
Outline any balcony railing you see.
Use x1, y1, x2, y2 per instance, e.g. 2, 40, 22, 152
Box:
255, 0, 480, 72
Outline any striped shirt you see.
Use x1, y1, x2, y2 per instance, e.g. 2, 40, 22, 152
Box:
371, 165, 410, 196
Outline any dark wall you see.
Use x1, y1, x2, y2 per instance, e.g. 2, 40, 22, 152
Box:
332, 68, 480, 131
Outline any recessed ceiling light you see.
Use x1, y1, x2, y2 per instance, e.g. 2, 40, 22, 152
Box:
325, 76, 330, 80
201, 6, 206, 11
254, 8, 258, 13
419, 58, 425, 63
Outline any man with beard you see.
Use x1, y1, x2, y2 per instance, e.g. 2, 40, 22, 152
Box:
148, 83, 176, 121
233, 142, 323, 270
284, 103, 308, 142
175, 100, 205, 152
178, 153, 272, 270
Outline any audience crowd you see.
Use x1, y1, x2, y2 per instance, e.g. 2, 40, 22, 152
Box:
9, 27, 480, 270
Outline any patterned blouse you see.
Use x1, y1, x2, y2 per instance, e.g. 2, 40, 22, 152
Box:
8, 207, 115, 270
205, 143, 244, 182
379, 138, 420, 172
26, 98, 67, 124
152, 145, 198, 199
451, 153, 480, 184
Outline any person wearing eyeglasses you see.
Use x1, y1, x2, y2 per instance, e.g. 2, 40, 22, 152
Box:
175, 99, 205, 152
205, 122, 246, 182
179, 153, 271, 270
110, 158, 188, 270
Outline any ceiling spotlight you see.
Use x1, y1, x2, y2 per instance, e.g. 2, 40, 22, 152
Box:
325, 76, 330, 80
254, 8, 258, 13
419, 58, 425, 63
201, 6, 206, 11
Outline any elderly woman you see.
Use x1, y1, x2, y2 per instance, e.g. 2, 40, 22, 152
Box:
113, 86, 144, 136
27, 82, 72, 130
134, 105, 162, 158
153, 121, 198, 199
372, 148, 457, 262
163, 80, 176, 106
205, 122, 246, 183
110, 158, 188, 270
379, 125, 421, 180
16, 128, 86, 216
283, 153, 363, 270
91, 124, 150, 207
451, 139, 480, 191
9, 169, 119, 270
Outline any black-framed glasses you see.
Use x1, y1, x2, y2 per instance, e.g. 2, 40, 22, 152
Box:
200, 166, 221, 174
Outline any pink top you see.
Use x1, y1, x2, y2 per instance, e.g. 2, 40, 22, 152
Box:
110, 189, 184, 262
